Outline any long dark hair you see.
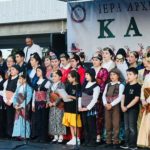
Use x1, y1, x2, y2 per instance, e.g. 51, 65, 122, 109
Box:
71, 53, 83, 67
69, 70, 80, 84
103, 47, 115, 60
27, 52, 42, 69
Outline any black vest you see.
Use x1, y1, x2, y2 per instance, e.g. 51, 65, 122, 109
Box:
6, 76, 18, 92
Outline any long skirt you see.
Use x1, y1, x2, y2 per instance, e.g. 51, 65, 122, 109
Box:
137, 111, 150, 148
96, 94, 104, 136
6, 104, 15, 137
12, 114, 30, 138
49, 107, 66, 136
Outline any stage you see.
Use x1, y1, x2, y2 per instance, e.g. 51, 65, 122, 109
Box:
0, 140, 148, 150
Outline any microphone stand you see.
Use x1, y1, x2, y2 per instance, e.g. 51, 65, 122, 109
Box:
73, 84, 79, 150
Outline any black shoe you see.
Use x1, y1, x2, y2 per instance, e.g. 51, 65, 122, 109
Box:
103, 144, 113, 148
39, 139, 47, 143
113, 144, 120, 149
120, 143, 129, 149
32, 138, 40, 143
87, 142, 97, 147
82, 142, 88, 147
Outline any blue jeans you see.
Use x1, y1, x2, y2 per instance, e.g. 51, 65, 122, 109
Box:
124, 108, 139, 147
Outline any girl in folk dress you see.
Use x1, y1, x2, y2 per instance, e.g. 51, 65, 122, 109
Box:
92, 53, 109, 143
137, 55, 150, 148
80, 69, 100, 147
12, 73, 32, 139
3, 65, 20, 137
49, 70, 66, 143
32, 66, 50, 142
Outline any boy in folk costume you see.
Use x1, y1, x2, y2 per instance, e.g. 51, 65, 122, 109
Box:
3, 65, 20, 138
102, 68, 124, 148
12, 73, 32, 139
137, 55, 150, 149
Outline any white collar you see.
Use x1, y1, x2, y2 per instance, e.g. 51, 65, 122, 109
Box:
110, 81, 120, 85
37, 78, 45, 85
62, 63, 71, 70
11, 75, 18, 80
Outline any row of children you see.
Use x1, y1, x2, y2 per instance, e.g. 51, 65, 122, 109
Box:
0, 47, 149, 150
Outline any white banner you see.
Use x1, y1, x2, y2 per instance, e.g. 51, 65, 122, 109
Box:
67, 0, 150, 60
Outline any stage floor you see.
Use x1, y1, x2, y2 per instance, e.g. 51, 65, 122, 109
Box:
0, 140, 148, 150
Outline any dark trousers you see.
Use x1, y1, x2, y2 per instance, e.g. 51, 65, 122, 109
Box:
6, 104, 15, 137
124, 108, 139, 147
105, 104, 120, 144
33, 107, 48, 140
82, 112, 96, 144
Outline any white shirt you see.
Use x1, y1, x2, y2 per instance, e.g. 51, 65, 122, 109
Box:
24, 43, 42, 62
102, 82, 124, 107
116, 62, 128, 80
102, 60, 115, 72
61, 63, 71, 70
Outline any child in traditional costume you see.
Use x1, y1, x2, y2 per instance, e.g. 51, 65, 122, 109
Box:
103, 68, 124, 148
80, 69, 100, 147
32, 66, 50, 142
3, 65, 19, 137
12, 73, 32, 139
137, 54, 150, 149
49, 70, 66, 143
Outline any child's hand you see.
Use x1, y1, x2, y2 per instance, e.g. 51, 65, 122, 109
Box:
79, 107, 88, 112
49, 103, 53, 107
52, 103, 56, 106
121, 106, 127, 112
105, 104, 112, 110
32, 106, 35, 112
15, 105, 20, 110
107, 104, 112, 110
67, 95, 75, 100
46, 103, 49, 108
